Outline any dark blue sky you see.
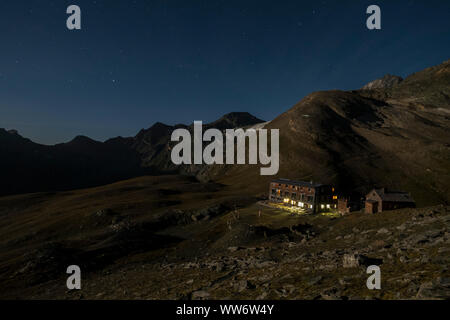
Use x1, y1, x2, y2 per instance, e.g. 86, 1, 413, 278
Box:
0, 0, 449, 144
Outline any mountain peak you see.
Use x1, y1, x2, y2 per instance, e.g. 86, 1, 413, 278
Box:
7, 129, 19, 136
150, 121, 171, 129
0, 128, 21, 136
206, 112, 264, 130
362, 74, 403, 90
66, 135, 100, 147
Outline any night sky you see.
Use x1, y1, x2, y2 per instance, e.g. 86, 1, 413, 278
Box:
0, 0, 449, 145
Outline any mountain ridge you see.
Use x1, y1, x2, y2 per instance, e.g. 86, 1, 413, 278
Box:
0, 112, 265, 196
1, 60, 449, 205
209, 60, 450, 206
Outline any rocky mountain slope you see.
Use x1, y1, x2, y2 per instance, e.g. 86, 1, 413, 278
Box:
1, 61, 449, 207
1, 56, 450, 299
0, 175, 448, 299
362, 74, 403, 90
130, 112, 264, 174
360, 59, 450, 109
212, 60, 450, 206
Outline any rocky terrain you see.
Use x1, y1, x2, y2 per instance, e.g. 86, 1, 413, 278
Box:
0, 60, 449, 300
362, 74, 403, 90
0, 174, 448, 299
213, 60, 450, 206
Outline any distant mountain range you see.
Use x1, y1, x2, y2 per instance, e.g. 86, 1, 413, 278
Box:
0, 112, 264, 196
1, 60, 449, 206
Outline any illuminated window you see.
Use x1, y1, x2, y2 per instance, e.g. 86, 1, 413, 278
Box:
333, 195, 337, 200
326, 204, 330, 209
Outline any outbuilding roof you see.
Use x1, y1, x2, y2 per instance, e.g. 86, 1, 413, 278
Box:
370, 188, 415, 203
271, 179, 323, 188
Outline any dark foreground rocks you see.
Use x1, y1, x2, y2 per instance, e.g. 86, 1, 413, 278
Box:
1, 204, 449, 300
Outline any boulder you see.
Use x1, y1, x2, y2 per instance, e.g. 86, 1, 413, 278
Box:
416, 278, 450, 299
343, 254, 383, 268
236, 280, 256, 292
192, 290, 210, 299
377, 228, 390, 234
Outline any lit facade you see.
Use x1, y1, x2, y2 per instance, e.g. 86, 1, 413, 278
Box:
269, 179, 337, 213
